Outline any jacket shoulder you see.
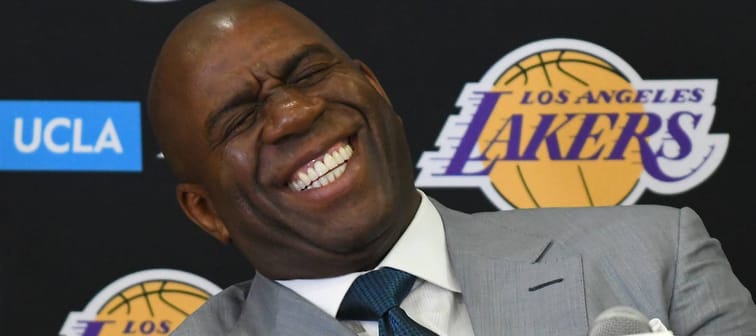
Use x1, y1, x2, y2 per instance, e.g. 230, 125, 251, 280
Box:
436, 200, 689, 253
471, 204, 684, 237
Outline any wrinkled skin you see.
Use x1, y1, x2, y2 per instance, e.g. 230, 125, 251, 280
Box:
148, 0, 420, 280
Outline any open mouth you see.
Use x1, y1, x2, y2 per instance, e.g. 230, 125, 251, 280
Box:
288, 141, 353, 191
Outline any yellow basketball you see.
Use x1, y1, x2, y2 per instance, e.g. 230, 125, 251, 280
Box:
94, 280, 211, 334
479, 50, 645, 208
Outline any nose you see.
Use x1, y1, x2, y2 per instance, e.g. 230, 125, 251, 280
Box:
260, 87, 326, 144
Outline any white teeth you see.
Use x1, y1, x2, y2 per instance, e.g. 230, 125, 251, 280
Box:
333, 151, 344, 163
314, 161, 328, 176
324, 153, 337, 169
298, 172, 311, 186
307, 167, 318, 181
289, 143, 353, 191
339, 146, 349, 159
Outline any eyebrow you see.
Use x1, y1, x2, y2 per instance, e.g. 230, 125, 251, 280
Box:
278, 43, 334, 80
204, 44, 335, 145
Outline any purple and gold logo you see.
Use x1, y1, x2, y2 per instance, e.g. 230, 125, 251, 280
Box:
416, 38, 728, 209
60, 269, 220, 336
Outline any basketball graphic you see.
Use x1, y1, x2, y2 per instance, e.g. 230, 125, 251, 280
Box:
96, 280, 210, 332
416, 38, 728, 210
481, 50, 645, 208
60, 269, 221, 336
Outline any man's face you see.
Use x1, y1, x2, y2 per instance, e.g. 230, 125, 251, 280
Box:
157, 2, 419, 279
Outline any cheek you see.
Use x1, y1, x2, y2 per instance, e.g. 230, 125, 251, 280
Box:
211, 179, 278, 250
207, 146, 264, 225
216, 126, 264, 186
220, 187, 319, 267
311, 70, 372, 103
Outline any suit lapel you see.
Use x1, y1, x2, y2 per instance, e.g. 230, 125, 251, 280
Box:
229, 273, 355, 336
434, 199, 588, 336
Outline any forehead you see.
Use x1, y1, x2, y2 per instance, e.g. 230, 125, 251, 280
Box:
157, 2, 348, 132
167, 3, 344, 111
189, 3, 341, 79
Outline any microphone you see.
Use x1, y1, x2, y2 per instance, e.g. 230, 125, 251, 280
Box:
588, 306, 674, 336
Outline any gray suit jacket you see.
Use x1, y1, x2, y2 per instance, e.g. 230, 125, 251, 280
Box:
173, 201, 756, 335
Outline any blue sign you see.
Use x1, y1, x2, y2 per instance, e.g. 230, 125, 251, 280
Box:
0, 100, 142, 172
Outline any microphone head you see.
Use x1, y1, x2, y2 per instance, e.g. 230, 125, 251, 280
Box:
588, 306, 652, 336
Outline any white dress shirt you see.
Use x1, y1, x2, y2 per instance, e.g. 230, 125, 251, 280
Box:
278, 190, 474, 335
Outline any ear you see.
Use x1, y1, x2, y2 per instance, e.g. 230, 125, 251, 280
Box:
176, 183, 231, 244
354, 60, 392, 106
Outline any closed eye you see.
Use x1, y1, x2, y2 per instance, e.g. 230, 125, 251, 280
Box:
288, 63, 333, 87
212, 103, 261, 148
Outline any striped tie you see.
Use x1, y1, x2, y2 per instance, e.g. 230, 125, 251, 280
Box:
337, 267, 437, 336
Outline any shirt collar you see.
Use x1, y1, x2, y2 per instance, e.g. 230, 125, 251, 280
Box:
277, 190, 460, 317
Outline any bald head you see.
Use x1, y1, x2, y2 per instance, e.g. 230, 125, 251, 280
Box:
147, 0, 344, 182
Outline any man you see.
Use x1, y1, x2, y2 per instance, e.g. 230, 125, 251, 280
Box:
146, 0, 756, 335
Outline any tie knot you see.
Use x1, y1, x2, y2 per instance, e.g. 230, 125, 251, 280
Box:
337, 267, 416, 321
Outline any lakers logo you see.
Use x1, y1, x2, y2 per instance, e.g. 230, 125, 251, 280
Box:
60, 269, 221, 335
416, 38, 728, 209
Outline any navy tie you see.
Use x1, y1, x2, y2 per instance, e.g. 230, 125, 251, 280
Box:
337, 267, 437, 336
